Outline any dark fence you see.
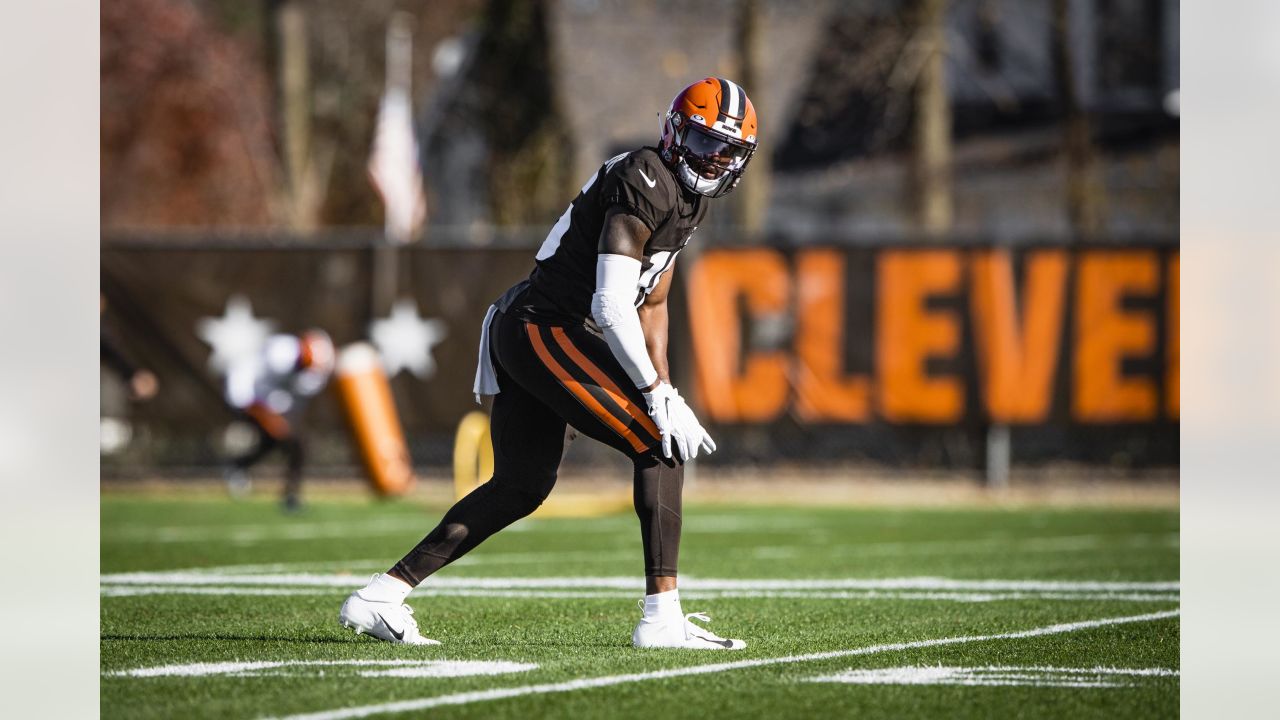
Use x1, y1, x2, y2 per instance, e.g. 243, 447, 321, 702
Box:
100, 231, 1178, 475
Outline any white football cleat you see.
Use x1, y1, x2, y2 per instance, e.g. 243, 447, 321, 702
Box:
339, 589, 440, 645
225, 469, 251, 499
632, 611, 746, 650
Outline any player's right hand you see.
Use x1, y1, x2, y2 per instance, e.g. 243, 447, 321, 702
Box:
643, 382, 717, 461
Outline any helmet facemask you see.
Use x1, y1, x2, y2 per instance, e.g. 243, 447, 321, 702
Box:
662, 113, 756, 199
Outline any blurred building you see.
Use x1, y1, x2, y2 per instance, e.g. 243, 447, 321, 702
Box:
515, 0, 1178, 241
101, 0, 1179, 241
772, 0, 1179, 241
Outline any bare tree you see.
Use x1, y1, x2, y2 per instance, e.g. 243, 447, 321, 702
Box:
101, 0, 280, 228
909, 0, 954, 237
259, 0, 486, 229
732, 0, 770, 239
468, 0, 575, 226
1052, 0, 1105, 239
269, 0, 335, 231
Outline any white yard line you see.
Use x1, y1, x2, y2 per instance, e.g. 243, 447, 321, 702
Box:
102, 519, 437, 545
808, 664, 1180, 688
99, 571, 1180, 593
113, 529, 1173, 578
263, 609, 1180, 720
693, 590, 1179, 603
751, 532, 1179, 559
101, 586, 338, 597
118, 550, 637, 578
191, 560, 391, 575
100, 566, 1180, 604
452, 548, 633, 565
111, 659, 538, 679
468, 533, 1177, 564
104, 517, 556, 545
100, 584, 1179, 604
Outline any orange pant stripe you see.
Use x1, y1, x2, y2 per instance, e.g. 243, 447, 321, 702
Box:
526, 323, 649, 453
549, 326, 661, 442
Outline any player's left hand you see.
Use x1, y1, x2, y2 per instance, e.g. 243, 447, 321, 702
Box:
644, 382, 716, 461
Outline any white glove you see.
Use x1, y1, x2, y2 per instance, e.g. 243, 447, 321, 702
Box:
643, 382, 717, 461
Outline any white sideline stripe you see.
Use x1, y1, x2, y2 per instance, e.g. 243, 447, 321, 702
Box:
753, 532, 1180, 559
105, 518, 555, 545
101, 586, 336, 597
264, 610, 1180, 720
100, 585, 1180, 604
111, 659, 537, 679
103, 524, 1177, 555
808, 664, 1179, 688
103, 519, 439, 545
452, 549, 631, 565
101, 515, 822, 544
138, 549, 637, 577
99, 572, 1180, 593
196, 561, 389, 575
700, 590, 1179, 603
111, 530, 1175, 580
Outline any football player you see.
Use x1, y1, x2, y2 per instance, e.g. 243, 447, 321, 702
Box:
341, 78, 758, 648
223, 329, 334, 511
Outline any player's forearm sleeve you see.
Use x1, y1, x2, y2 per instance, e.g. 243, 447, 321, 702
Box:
591, 253, 659, 389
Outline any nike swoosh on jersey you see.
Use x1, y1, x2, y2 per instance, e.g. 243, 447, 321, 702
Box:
378, 613, 405, 641
637, 167, 657, 188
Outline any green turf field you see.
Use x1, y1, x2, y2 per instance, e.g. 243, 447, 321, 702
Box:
101, 494, 1179, 719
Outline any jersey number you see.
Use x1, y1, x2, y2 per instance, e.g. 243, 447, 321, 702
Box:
535, 153, 629, 261
635, 249, 680, 304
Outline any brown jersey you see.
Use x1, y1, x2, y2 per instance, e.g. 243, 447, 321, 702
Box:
499, 147, 708, 325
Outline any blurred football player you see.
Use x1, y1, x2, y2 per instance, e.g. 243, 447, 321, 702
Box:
342, 78, 758, 648
224, 329, 334, 512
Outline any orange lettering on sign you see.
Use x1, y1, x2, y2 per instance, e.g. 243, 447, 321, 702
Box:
688, 249, 790, 422
969, 250, 1068, 423
1166, 253, 1179, 419
876, 250, 964, 423
794, 249, 871, 422
1073, 251, 1159, 421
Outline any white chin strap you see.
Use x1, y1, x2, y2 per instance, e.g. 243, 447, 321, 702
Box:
674, 158, 730, 198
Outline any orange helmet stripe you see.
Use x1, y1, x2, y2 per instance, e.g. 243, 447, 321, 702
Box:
670, 77, 757, 144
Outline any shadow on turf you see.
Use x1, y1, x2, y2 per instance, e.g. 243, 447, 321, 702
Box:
102, 632, 633, 648
102, 633, 363, 644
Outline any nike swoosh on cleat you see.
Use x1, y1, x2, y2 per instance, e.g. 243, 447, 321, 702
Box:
377, 613, 405, 641
692, 633, 736, 648
637, 168, 657, 188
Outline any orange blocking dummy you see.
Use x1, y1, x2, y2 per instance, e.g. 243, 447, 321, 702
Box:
335, 342, 416, 496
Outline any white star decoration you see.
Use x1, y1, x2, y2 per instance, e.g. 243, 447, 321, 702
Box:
196, 295, 276, 374
369, 299, 448, 379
